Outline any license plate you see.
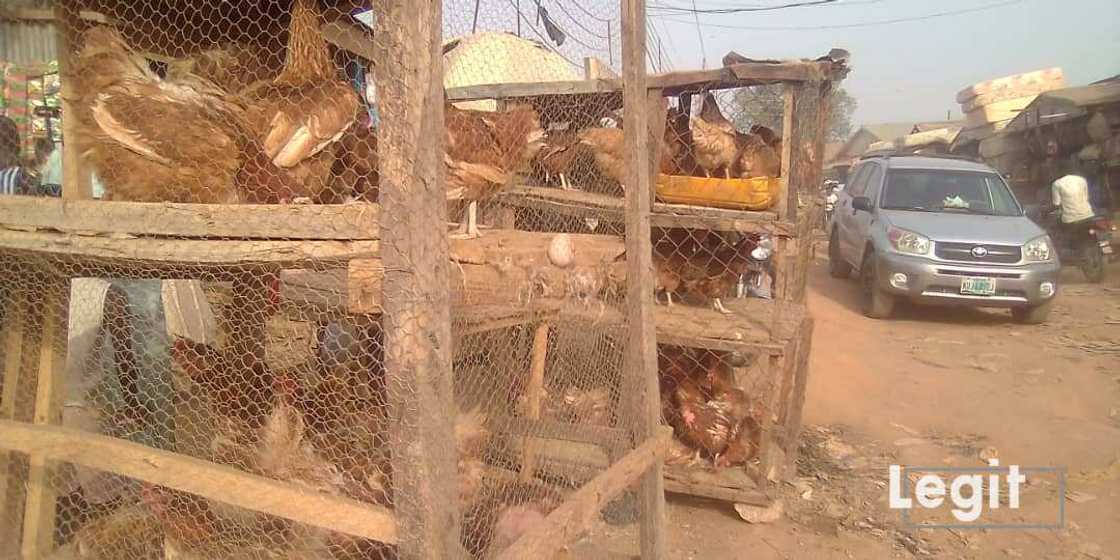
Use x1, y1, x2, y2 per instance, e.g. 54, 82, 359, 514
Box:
961, 276, 996, 296
1102, 242, 1114, 255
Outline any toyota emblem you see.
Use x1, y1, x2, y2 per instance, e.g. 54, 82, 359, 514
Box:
971, 246, 989, 258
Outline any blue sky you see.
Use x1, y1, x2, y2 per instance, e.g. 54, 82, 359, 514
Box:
646, 0, 1120, 125
446, 0, 1119, 127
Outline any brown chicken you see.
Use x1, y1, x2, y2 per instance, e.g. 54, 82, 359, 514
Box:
445, 103, 545, 237
691, 93, 739, 179
653, 233, 762, 314
749, 124, 782, 155
170, 338, 275, 428
577, 127, 627, 187
533, 127, 593, 190
662, 106, 697, 176
735, 132, 781, 178
74, 27, 301, 203
323, 122, 379, 203
240, 0, 360, 203
166, 42, 280, 95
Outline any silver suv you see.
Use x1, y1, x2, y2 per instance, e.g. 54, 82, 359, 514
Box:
828, 155, 1060, 324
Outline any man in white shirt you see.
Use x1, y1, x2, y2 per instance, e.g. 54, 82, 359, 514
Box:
1051, 173, 1095, 225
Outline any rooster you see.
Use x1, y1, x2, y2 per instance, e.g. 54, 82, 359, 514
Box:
445, 103, 545, 237
240, 0, 360, 203
74, 27, 302, 203
691, 93, 739, 179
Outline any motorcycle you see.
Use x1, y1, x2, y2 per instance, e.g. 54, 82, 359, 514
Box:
1031, 206, 1115, 283
822, 181, 841, 230
738, 235, 774, 299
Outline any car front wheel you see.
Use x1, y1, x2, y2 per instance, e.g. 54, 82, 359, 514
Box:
860, 252, 896, 319
829, 230, 853, 278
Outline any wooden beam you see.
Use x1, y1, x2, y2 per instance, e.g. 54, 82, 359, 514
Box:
620, 1, 667, 558
0, 7, 113, 24
777, 84, 797, 221
0, 230, 379, 269
321, 20, 377, 62
374, 1, 461, 558
0, 198, 380, 240
648, 61, 832, 95
21, 282, 66, 559
0, 420, 399, 544
55, 1, 91, 200
0, 285, 29, 551
495, 428, 671, 560
779, 316, 814, 478
520, 322, 551, 481
646, 90, 668, 208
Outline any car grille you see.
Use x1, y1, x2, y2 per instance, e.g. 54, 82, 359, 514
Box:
934, 242, 1021, 264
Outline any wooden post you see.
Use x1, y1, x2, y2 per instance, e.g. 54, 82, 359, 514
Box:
646, 90, 668, 208
55, 1, 91, 200
21, 280, 67, 559
519, 322, 550, 481
621, 1, 667, 558
781, 317, 814, 478
374, 1, 461, 557
0, 285, 29, 551
777, 84, 797, 222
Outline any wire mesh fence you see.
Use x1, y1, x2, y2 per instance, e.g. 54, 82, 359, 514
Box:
0, 1, 674, 559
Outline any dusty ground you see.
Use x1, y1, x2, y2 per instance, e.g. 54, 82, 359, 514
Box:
582, 255, 1120, 559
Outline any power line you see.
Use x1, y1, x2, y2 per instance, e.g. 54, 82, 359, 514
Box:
649, 0, 838, 15
552, 1, 611, 39
569, 0, 614, 23
505, 0, 582, 68
654, 0, 1023, 30
689, 0, 707, 69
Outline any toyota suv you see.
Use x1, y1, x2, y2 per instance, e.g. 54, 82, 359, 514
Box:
827, 155, 1060, 324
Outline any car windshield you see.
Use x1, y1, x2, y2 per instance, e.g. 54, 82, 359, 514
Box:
880, 169, 1022, 217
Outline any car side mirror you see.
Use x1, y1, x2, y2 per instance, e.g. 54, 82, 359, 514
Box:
852, 196, 873, 213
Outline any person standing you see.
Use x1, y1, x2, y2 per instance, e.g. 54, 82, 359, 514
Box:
0, 116, 31, 195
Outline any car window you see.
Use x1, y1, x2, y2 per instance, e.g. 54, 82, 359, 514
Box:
863, 165, 884, 202
880, 169, 1023, 216
847, 164, 873, 197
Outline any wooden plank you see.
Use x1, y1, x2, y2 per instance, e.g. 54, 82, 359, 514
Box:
21, 281, 66, 559
780, 316, 814, 478
56, 1, 91, 200
646, 91, 668, 208
445, 79, 622, 102
495, 428, 672, 560
0, 420, 399, 544
0, 285, 28, 551
0, 7, 112, 23
500, 418, 625, 449
648, 61, 830, 96
777, 84, 796, 221
755, 354, 783, 483
0, 230, 378, 268
662, 472, 771, 506
495, 185, 793, 235
0, 197, 380, 240
620, 1, 667, 558
520, 322, 551, 481
374, 1, 461, 557
347, 258, 385, 314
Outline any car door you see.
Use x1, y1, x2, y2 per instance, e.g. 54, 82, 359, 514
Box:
837, 163, 871, 263
850, 163, 884, 266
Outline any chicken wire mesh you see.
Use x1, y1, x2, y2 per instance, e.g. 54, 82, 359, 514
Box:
0, 1, 667, 559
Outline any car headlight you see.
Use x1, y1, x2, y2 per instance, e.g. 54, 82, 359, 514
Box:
887, 226, 931, 255
1023, 235, 1053, 262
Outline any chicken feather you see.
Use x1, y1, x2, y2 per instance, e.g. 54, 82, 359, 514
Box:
691, 93, 739, 179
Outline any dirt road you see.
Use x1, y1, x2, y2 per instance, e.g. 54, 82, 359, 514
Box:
585, 257, 1120, 559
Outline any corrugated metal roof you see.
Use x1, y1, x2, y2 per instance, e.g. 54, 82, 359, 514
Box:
0, 20, 57, 66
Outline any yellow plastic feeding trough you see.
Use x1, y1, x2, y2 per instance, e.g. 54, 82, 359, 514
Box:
655, 174, 780, 211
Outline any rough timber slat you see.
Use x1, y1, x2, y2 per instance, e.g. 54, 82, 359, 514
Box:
495, 427, 672, 560
445, 79, 622, 101
0, 229, 379, 269
0, 197, 380, 240
0, 420, 398, 545
497, 185, 795, 235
